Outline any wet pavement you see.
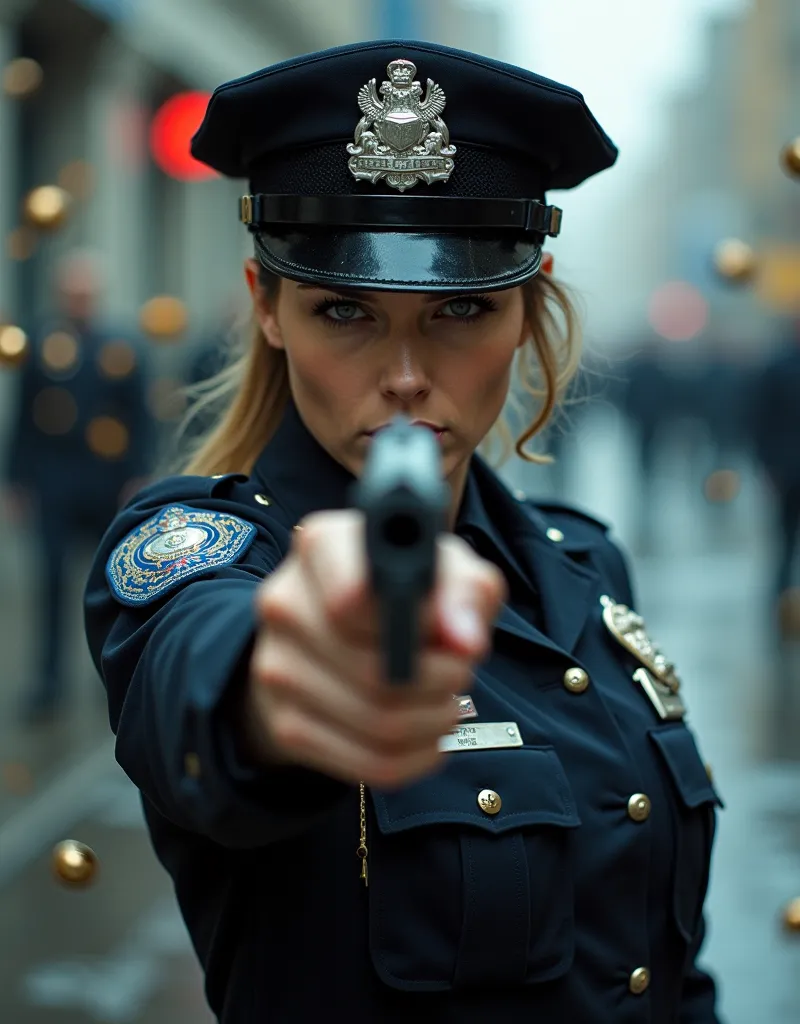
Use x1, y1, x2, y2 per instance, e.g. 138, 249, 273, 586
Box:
1, 407, 799, 1023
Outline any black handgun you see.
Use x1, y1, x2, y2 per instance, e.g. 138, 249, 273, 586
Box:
352, 416, 450, 685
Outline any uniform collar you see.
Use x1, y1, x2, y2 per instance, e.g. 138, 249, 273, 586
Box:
252, 397, 531, 540
252, 398, 356, 522
461, 457, 600, 653
252, 398, 600, 654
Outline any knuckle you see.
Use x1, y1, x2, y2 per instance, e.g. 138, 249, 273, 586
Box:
319, 587, 350, 627
269, 707, 306, 752
253, 644, 300, 695
258, 571, 309, 633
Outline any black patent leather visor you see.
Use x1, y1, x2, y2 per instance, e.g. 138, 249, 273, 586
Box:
244, 193, 559, 293
254, 228, 542, 293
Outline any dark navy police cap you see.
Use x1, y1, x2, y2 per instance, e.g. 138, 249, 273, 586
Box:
192, 40, 618, 293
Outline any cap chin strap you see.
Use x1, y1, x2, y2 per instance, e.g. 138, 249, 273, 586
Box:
239, 193, 562, 238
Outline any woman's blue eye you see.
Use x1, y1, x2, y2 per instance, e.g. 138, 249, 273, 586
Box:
444, 299, 477, 318
440, 297, 500, 319
326, 302, 364, 321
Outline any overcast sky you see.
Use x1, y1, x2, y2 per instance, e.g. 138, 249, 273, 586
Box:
460, 0, 752, 338
502, 0, 749, 171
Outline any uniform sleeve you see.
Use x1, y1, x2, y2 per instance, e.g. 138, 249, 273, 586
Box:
679, 917, 722, 1023
84, 486, 350, 850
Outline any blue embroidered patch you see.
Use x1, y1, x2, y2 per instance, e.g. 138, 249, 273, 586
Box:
106, 504, 257, 606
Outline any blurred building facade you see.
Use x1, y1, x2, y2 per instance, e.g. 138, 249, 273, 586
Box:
631, 0, 800, 352
0, 0, 504, 447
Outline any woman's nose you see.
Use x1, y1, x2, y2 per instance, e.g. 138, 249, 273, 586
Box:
379, 344, 431, 403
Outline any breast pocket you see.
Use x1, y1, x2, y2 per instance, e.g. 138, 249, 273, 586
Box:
367, 745, 581, 992
649, 725, 724, 944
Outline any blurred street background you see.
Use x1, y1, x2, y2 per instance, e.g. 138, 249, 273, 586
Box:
0, 0, 799, 1021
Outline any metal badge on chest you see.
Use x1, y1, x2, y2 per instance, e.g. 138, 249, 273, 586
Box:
600, 595, 687, 721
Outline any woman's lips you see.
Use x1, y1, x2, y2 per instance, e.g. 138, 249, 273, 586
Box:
364, 425, 448, 442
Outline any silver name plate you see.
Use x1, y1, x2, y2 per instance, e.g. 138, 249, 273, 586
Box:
439, 722, 523, 753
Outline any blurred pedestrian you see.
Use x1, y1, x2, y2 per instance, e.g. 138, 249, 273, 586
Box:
619, 338, 675, 551
751, 319, 800, 602
2, 249, 152, 722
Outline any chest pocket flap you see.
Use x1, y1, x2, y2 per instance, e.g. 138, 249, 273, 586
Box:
649, 725, 722, 944
649, 725, 723, 809
369, 746, 581, 992
372, 745, 581, 835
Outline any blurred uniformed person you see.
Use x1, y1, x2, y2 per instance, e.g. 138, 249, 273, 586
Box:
752, 319, 800, 598
84, 42, 723, 1022
3, 250, 151, 721
619, 337, 676, 551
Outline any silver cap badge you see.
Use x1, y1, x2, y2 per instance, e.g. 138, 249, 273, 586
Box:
347, 59, 456, 192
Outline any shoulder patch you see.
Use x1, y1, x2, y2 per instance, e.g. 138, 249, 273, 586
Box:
106, 504, 257, 606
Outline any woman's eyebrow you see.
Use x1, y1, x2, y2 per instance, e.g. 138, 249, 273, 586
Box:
297, 284, 476, 304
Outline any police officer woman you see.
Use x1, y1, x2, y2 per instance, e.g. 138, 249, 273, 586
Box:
84, 41, 723, 1023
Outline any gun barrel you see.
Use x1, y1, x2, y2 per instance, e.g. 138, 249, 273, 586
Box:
353, 416, 448, 684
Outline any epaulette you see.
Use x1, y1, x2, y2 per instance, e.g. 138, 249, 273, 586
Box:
530, 499, 611, 534
520, 497, 611, 552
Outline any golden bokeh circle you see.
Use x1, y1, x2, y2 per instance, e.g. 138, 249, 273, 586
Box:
7, 226, 38, 262
52, 840, 99, 888
23, 186, 71, 230
779, 138, 800, 180
0, 325, 29, 367
32, 387, 78, 435
703, 469, 741, 504
782, 897, 800, 933
139, 296, 189, 341
41, 331, 80, 374
86, 416, 130, 459
712, 238, 758, 285
97, 340, 137, 379
2, 57, 43, 99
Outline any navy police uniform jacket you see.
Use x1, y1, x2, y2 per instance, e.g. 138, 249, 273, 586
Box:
84, 399, 722, 1023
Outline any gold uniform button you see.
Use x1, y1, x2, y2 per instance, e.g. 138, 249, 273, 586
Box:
629, 966, 651, 995
563, 667, 590, 694
705, 763, 714, 783
627, 793, 652, 823
254, 493, 271, 506
184, 753, 202, 779
477, 789, 502, 815
546, 527, 565, 543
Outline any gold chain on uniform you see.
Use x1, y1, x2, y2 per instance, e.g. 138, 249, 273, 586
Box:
357, 782, 368, 886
